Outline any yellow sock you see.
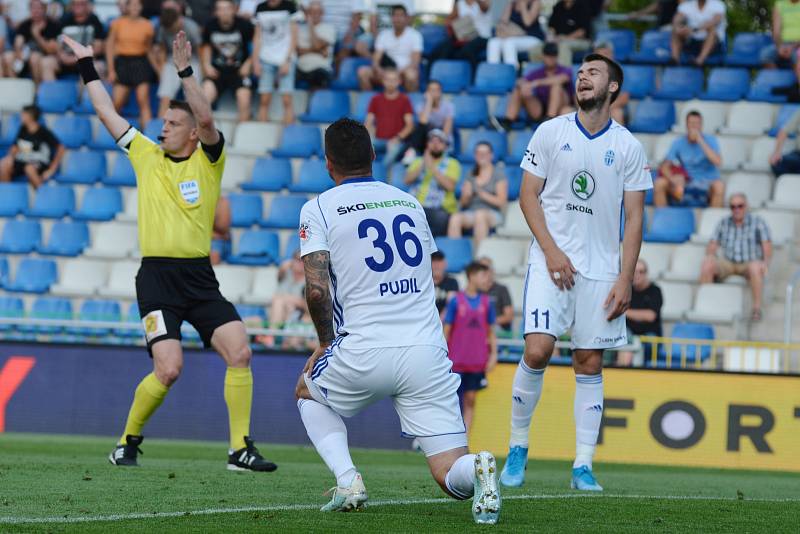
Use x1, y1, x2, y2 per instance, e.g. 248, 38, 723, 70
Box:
120, 373, 169, 444
224, 367, 253, 450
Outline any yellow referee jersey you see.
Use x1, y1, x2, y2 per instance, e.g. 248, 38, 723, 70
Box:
121, 130, 225, 258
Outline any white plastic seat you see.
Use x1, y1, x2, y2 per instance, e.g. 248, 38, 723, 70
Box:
742, 136, 776, 173
634, 133, 658, 162
673, 100, 728, 133
717, 136, 749, 171
50, 259, 109, 297
228, 121, 282, 155
242, 266, 280, 305
213, 265, 253, 302
496, 202, 530, 238
652, 133, 679, 164
98, 261, 140, 299
685, 283, 743, 324
690, 207, 728, 244
497, 275, 525, 313
84, 222, 138, 259
753, 209, 796, 245
638, 243, 674, 278
117, 188, 138, 222
767, 174, 800, 210
476, 237, 526, 276
724, 172, 773, 208
221, 156, 255, 192
662, 243, 706, 282
0, 79, 35, 111
658, 281, 693, 321
719, 102, 776, 136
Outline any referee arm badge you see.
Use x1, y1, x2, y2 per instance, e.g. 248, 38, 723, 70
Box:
142, 310, 168, 342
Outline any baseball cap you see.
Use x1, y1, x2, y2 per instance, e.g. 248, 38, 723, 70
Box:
543, 42, 558, 57
428, 128, 449, 144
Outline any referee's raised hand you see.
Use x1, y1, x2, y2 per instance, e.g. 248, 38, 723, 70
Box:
172, 30, 192, 71
61, 34, 93, 60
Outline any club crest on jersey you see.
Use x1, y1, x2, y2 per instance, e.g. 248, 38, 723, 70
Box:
604, 150, 615, 166
571, 170, 595, 201
299, 221, 311, 242
178, 180, 200, 204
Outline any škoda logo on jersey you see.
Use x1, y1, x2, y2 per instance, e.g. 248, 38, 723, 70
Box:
571, 171, 595, 201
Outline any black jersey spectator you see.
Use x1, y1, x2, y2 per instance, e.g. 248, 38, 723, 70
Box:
0, 105, 65, 189
617, 259, 663, 366
2, 0, 60, 83
547, 0, 592, 66
57, 0, 106, 77
628, 0, 680, 29
432, 251, 459, 315
477, 256, 514, 331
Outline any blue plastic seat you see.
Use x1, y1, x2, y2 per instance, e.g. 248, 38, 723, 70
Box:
644, 207, 695, 243
115, 301, 142, 338
73, 81, 112, 113
747, 69, 797, 102
460, 130, 507, 163
350, 91, 377, 123
272, 124, 322, 158
283, 233, 300, 260
90, 124, 120, 150
144, 118, 164, 141
241, 157, 293, 192
67, 299, 121, 336
331, 57, 371, 90
506, 130, 534, 165
434, 238, 473, 273
420, 23, 448, 57
36, 81, 79, 113
260, 195, 308, 229
38, 220, 89, 256
504, 165, 523, 201
430, 60, 472, 93
103, 155, 136, 186
768, 104, 800, 136
0, 114, 21, 146
452, 94, 489, 128
300, 90, 350, 123
388, 162, 408, 191
0, 257, 7, 288
629, 30, 671, 64
725, 32, 771, 68
228, 230, 281, 266
20, 296, 71, 333
0, 182, 28, 216
699, 68, 750, 101
0, 296, 24, 331
653, 67, 704, 100
72, 187, 123, 221
56, 150, 106, 184
491, 93, 528, 129
595, 29, 635, 62
628, 99, 675, 134
0, 219, 41, 253
623, 65, 656, 99
228, 193, 263, 227
468, 62, 516, 95
26, 185, 75, 218
652, 322, 715, 367
289, 159, 333, 194
52, 115, 91, 149
236, 304, 267, 322
5, 257, 57, 293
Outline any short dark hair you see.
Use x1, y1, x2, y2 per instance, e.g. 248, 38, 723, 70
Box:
168, 99, 195, 123
465, 261, 489, 278
582, 53, 624, 103
22, 104, 40, 121
325, 118, 374, 176
391, 4, 407, 15
686, 110, 703, 121
431, 251, 445, 262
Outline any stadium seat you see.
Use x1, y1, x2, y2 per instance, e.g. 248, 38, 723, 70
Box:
300, 90, 350, 123
491, 93, 528, 129
430, 60, 472, 93
505, 165, 522, 201
653, 67, 704, 100
0, 296, 24, 331
331, 57, 371, 90
686, 284, 744, 324
36, 81, 79, 113
0, 113, 22, 146
673, 100, 727, 133
767, 174, 800, 210
213, 265, 253, 302
388, 162, 409, 191
351, 91, 377, 123
496, 274, 525, 313
282, 233, 301, 260
229, 121, 282, 156
434, 238, 473, 273
38, 220, 89, 256
747, 70, 797, 103
506, 130, 533, 165
657, 281, 693, 322
261, 195, 308, 228
56, 150, 106, 184
228, 230, 281, 266
228, 193, 263, 227
419, 23, 448, 57
628, 99, 675, 134
657, 322, 715, 367
5, 257, 57, 293
104, 155, 136, 186
718, 102, 775, 136
595, 29, 635, 62
115, 301, 142, 338
496, 201, 529, 238
717, 136, 749, 171
289, 159, 332, 194
629, 30, 671, 64
20, 296, 72, 334
84, 222, 138, 259
272, 124, 322, 158
118, 188, 137, 222
638, 243, 674, 278
623, 65, 656, 99
468, 63, 516, 95
220, 156, 255, 192
476, 237, 525, 276
0, 256, 7, 288
89, 122, 119, 151
662, 243, 706, 282
724, 172, 772, 207
372, 161, 387, 182
241, 157, 293, 192
0, 219, 41, 253
690, 207, 728, 244
72, 187, 123, 221
460, 130, 507, 163
753, 210, 795, 246
143, 118, 164, 141
700, 68, 750, 101
452, 94, 489, 128
52, 115, 91, 149
73, 80, 111, 114
242, 266, 279, 305
767, 104, 800, 137
98, 261, 139, 299
0, 79, 35, 111
725, 32, 771, 67
644, 207, 694, 243
68, 299, 122, 336
50, 258, 109, 297
0, 182, 28, 216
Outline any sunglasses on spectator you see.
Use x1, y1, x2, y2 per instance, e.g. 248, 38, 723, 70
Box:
730, 203, 745, 209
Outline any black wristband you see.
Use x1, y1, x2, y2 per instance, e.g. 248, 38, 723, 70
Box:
77, 56, 100, 83
177, 65, 193, 79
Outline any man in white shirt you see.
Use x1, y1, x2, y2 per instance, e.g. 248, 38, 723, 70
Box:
357, 4, 422, 91
498, 54, 652, 492
670, 0, 726, 66
296, 0, 336, 89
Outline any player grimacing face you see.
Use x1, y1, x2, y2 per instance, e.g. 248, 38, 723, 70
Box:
575, 60, 617, 113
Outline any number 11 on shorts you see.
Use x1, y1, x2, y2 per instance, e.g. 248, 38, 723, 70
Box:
531, 309, 550, 329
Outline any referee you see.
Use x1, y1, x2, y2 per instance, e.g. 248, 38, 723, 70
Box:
63, 32, 276, 472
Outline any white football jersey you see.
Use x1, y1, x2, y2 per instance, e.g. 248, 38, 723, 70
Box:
299, 177, 447, 351
520, 113, 653, 281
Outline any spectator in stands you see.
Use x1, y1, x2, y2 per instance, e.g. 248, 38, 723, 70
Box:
700, 193, 772, 321
357, 4, 421, 92
477, 256, 514, 332
771, 49, 800, 102
105, 0, 155, 128
430, 0, 492, 71
443, 261, 497, 433
266, 251, 307, 342
187, 0, 215, 26
496, 42, 572, 129
0, 104, 64, 188
628, 0, 680, 30
364, 68, 414, 166
1, 0, 60, 83
253, 0, 298, 124
154, 0, 203, 117
404, 129, 461, 236
201, 0, 254, 122
770, 103, 800, 175
323, 0, 368, 67
57, 0, 106, 78
447, 142, 508, 247
296, 1, 335, 89
593, 39, 629, 124
358, 0, 414, 57
432, 250, 459, 314
403, 80, 454, 159
2, 0, 30, 28
547, 0, 593, 67
486, 0, 544, 67
762, 0, 800, 69
654, 110, 724, 207
210, 196, 232, 265
670, 0, 726, 66
616, 259, 662, 366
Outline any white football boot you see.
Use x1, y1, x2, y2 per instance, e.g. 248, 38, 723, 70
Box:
472, 451, 501, 524
320, 472, 368, 512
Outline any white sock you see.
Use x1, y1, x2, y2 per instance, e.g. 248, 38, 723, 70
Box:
298, 399, 357, 487
509, 360, 545, 448
444, 454, 476, 500
573, 374, 603, 469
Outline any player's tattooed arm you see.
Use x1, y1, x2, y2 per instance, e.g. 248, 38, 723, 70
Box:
303, 250, 335, 345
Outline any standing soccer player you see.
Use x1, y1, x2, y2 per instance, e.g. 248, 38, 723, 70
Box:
62, 32, 276, 472
498, 54, 651, 491
294, 118, 501, 524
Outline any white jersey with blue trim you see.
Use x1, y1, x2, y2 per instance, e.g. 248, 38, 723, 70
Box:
299, 176, 447, 351
520, 113, 653, 281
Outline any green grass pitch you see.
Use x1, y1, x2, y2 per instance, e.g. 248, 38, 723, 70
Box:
1, 433, 799, 533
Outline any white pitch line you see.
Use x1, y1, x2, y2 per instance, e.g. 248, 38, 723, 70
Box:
1, 493, 799, 525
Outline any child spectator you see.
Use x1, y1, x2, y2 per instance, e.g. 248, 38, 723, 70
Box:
443, 261, 498, 433
364, 68, 414, 167
253, 0, 298, 123
0, 105, 64, 188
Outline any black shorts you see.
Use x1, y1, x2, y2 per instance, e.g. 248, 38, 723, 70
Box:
115, 55, 154, 87
457, 372, 487, 394
13, 161, 46, 177
136, 257, 241, 355
210, 68, 251, 96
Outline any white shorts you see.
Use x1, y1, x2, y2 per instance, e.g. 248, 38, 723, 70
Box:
304, 341, 466, 441
523, 262, 627, 350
